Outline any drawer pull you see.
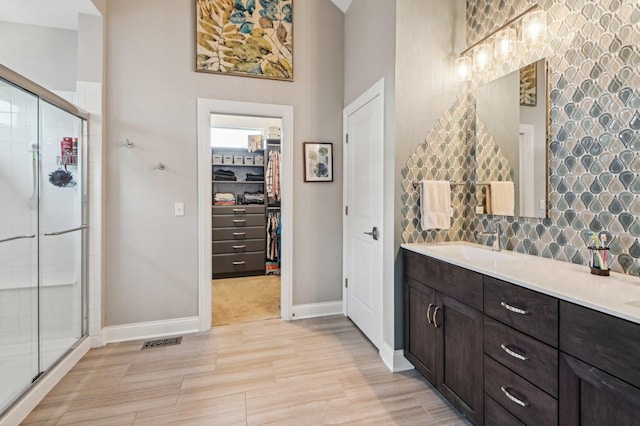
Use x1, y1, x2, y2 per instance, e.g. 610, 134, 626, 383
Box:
432, 306, 440, 328
500, 301, 529, 315
500, 386, 530, 407
500, 344, 529, 361
232, 245, 246, 250
232, 208, 246, 213
426, 303, 433, 324
232, 261, 246, 266
233, 219, 246, 224
232, 232, 246, 236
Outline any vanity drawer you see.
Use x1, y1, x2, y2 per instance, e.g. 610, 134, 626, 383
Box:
484, 355, 557, 426
560, 301, 640, 389
403, 249, 483, 310
212, 205, 265, 215
484, 317, 558, 397
213, 239, 265, 254
212, 252, 265, 275
213, 214, 266, 228
485, 395, 525, 426
212, 227, 265, 241
484, 276, 558, 347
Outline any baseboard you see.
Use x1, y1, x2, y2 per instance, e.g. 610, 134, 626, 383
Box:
380, 343, 415, 372
291, 301, 343, 320
0, 338, 90, 426
101, 316, 200, 344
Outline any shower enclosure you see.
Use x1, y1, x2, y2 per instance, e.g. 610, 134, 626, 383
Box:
0, 65, 88, 414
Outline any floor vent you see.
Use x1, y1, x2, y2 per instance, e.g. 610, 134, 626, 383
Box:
141, 336, 182, 350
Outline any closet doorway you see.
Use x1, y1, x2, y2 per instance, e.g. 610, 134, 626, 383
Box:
210, 115, 281, 326
197, 100, 293, 331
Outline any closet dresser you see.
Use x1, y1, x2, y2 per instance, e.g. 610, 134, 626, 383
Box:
212, 205, 266, 277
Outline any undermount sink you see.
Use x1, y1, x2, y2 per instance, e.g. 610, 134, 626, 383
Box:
427, 244, 517, 263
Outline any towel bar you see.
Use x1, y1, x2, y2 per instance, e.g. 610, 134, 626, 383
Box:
412, 180, 465, 189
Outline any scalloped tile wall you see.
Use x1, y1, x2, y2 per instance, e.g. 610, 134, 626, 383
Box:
401, 0, 640, 276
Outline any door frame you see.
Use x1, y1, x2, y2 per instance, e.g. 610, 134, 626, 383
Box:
342, 78, 385, 345
196, 99, 294, 331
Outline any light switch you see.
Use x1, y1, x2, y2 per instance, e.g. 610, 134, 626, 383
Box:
539, 200, 546, 210
174, 202, 185, 216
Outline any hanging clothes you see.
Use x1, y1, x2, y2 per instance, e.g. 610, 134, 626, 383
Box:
265, 149, 281, 203
266, 211, 281, 275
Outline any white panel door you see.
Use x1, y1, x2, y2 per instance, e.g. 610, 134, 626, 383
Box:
344, 85, 384, 349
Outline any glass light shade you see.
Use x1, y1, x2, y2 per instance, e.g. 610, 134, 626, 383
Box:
455, 56, 472, 81
522, 10, 548, 47
494, 28, 516, 61
473, 43, 493, 72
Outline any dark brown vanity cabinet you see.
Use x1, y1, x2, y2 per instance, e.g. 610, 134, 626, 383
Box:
403, 250, 483, 425
559, 301, 640, 425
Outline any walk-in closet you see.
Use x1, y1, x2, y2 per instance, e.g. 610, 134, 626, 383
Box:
210, 114, 282, 326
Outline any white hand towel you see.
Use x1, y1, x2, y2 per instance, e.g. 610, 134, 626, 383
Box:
420, 180, 452, 230
489, 181, 515, 216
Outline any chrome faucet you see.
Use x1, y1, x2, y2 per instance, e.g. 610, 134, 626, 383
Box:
481, 220, 502, 251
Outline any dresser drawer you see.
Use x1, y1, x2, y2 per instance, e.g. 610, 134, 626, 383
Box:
560, 301, 640, 389
484, 316, 558, 397
212, 205, 265, 215
403, 249, 483, 310
484, 276, 558, 347
485, 395, 525, 426
484, 355, 557, 426
212, 252, 265, 275
212, 227, 265, 241
213, 214, 266, 228
213, 239, 265, 254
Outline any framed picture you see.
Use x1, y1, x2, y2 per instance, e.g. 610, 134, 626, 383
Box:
519, 62, 537, 106
195, 0, 293, 81
303, 142, 333, 182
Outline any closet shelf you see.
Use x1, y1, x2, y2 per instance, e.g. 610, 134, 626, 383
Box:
213, 163, 264, 168
212, 180, 265, 184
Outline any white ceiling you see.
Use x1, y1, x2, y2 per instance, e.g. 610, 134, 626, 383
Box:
0, 0, 100, 30
330, 0, 352, 13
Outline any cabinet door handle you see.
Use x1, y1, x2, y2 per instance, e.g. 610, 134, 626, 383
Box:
432, 306, 440, 328
500, 301, 529, 315
233, 219, 246, 224
426, 303, 433, 324
500, 344, 529, 361
232, 232, 246, 237
232, 261, 246, 266
232, 245, 246, 250
500, 386, 530, 407
232, 208, 246, 213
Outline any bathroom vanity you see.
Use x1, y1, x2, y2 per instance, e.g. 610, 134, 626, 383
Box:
402, 243, 640, 426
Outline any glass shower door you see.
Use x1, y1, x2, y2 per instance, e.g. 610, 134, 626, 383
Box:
0, 79, 40, 412
38, 101, 86, 372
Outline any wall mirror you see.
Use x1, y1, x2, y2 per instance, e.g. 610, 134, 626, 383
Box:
475, 58, 549, 218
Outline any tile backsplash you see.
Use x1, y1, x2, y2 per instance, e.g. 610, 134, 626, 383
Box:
401, 0, 640, 276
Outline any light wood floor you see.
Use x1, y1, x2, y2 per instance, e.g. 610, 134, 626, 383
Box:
23, 316, 469, 425
212, 276, 281, 326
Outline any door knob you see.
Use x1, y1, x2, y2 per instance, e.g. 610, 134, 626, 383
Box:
363, 226, 379, 240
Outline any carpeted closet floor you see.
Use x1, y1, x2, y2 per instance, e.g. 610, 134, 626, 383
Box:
212, 276, 281, 326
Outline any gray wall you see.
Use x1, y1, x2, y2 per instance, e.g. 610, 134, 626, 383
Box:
344, 0, 397, 350
77, 13, 102, 83
104, 0, 345, 326
0, 21, 78, 92
394, 0, 466, 347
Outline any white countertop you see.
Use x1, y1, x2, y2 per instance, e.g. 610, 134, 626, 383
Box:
401, 241, 640, 325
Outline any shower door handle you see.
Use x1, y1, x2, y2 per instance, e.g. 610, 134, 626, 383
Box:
0, 234, 36, 244
44, 225, 89, 236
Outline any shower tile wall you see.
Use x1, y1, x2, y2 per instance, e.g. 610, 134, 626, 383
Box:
401, 0, 640, 276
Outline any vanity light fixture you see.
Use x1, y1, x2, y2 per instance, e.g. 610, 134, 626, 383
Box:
455, 56, 473, 81
494, 28, 517, 61
472, 43, 493, 72
454, 5, 544, 81
522, 10, 548, 47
